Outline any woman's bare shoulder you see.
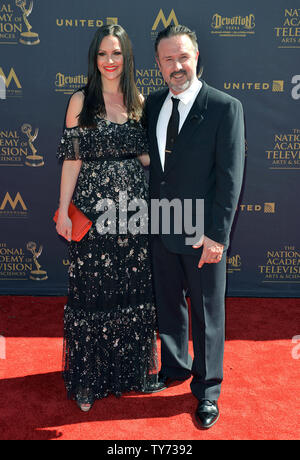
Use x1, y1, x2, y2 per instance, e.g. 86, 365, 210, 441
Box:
66, 91, 85, 128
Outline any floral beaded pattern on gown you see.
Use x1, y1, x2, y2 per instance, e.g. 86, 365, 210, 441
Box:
57, 116, 158, 401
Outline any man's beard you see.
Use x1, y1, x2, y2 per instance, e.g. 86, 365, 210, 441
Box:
169, 70, 192, 93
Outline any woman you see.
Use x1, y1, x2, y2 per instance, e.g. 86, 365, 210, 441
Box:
56, 25, 164, 412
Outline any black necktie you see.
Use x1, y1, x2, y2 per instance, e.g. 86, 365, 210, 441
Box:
165, 97, 180, 167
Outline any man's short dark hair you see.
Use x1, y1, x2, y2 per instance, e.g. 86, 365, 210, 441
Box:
155, 25, 199, 55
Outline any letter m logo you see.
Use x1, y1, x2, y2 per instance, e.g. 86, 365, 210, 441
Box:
0, 192, 27, 210
152, 9, 178, 30
0, 68, 22, 89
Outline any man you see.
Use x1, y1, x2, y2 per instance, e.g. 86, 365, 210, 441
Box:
144, 25, 245, 429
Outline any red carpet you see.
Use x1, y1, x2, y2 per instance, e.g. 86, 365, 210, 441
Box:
0, 296, 299, 440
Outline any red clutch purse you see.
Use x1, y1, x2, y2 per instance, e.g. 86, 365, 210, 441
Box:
53, 202, 92, 241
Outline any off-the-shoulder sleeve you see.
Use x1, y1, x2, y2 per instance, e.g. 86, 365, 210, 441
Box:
56, 126, 94, 161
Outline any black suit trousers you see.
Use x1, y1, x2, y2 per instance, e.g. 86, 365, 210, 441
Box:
151, 236, 227, 401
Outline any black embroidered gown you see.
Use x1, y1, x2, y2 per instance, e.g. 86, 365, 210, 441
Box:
57, 116, 158, 401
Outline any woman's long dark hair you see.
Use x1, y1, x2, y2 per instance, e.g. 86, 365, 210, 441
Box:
78, 25, 142, 128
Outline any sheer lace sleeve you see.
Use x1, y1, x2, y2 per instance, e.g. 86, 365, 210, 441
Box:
57, 120, 149, 161
57, 126, 94, 161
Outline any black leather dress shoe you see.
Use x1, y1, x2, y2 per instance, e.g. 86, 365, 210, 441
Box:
195, 400, 219, 430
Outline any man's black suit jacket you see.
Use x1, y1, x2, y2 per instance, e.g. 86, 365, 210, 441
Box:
144, 79, 245, 255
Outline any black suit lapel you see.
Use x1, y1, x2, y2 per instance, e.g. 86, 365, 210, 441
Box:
149, 89, 168, 175
164, 80, 209, 175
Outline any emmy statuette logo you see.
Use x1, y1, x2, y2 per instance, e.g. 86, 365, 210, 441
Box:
21, 123, 44, 167
26, 241, 48, 280
16, 0, 40, 45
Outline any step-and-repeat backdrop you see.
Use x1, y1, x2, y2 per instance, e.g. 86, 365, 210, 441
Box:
0, 0, 299, 297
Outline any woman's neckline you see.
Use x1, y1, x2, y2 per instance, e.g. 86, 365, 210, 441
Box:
65, 117, 135, 130
96, 115, 129, 126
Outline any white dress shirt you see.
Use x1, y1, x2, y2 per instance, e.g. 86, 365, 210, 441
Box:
156, 78, 202, 170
